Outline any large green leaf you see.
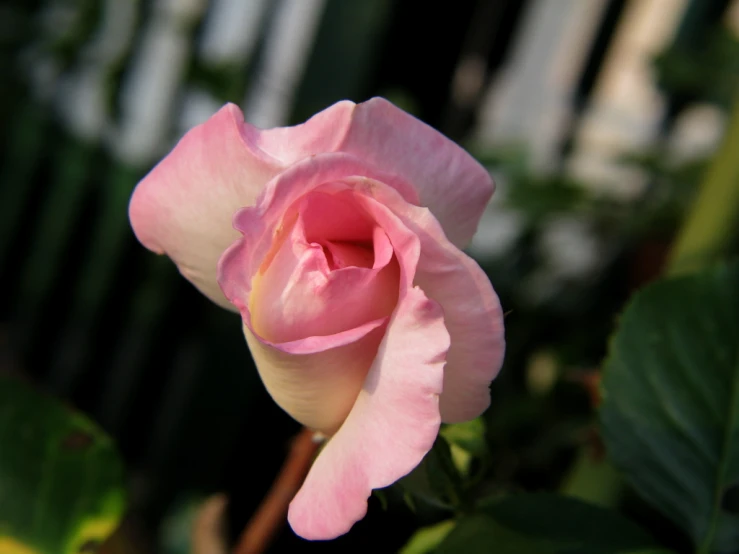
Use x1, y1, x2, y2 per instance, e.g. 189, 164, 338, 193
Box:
600, 262, 739, 554
435, 494, 666, 554
0, 375, 125, 553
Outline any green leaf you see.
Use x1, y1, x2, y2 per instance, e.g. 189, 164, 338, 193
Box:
398, 435, 465, 510
373, 489, 388, 511
399, 519, 455, 554
425, 436, 465, 506
436, 515, 553, 554
439, 417, 488, 477
440, 418, 487, 475
483, 494, 664, 553
599, 262, 739, 553
440, 418, 486, 456
0, 375, 126, 553
436, 494, 667, 554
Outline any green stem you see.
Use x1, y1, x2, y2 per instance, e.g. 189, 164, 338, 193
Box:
668, 92, 739, 275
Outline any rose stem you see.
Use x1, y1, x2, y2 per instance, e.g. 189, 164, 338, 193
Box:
233, 427, 320, 554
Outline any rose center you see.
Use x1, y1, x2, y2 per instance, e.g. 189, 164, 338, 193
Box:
249, 190, 400, 344
318, 240, 374, 271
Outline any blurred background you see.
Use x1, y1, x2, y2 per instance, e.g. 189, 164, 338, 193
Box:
1, 0, 738, 552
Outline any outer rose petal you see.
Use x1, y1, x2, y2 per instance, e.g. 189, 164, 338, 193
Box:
244, 320, 387, 435
338, 98, 494, 247
423, 251, 505, 422
254, 100, 355, 163
288, 287, 449, 540
128, 104, 281, 308
128, 101, 359, 308
243, 98, 493, 247
347, 178, 505, 422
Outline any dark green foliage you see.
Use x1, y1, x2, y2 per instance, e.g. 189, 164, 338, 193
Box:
601, 262, 739, 554
0, 374, 125, 552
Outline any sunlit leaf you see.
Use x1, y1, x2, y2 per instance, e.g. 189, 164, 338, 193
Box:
398, 519, 455, 554
0, 375, 125, 553
440, 417, 486, 456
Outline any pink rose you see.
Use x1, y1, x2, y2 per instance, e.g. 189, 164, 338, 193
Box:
129, 98, 505, 539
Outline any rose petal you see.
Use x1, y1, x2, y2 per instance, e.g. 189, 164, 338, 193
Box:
419, 248, 505, 421
426, 254, 505, 422
339, 98, 494, 247
128, 101, 362, 308
348, 178, 505, 422
254, 100, 355, 163
128, 103, 282, 308
244, 320, 387, 435
287, 286, 449, 540
239, 97, 493, 247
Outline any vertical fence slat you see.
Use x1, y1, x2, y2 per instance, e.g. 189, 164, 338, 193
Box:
0, 103, 51, 271
14, 140, 97, 350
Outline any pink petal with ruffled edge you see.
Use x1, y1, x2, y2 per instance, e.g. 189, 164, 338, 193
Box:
337, 98, 494, 248
129, 104, 279, 308
349, 178, 505, 422
256, 98, 494, 247
243, 320, 388, 435
287, 286, 449, 539
128, 101, 358, 308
